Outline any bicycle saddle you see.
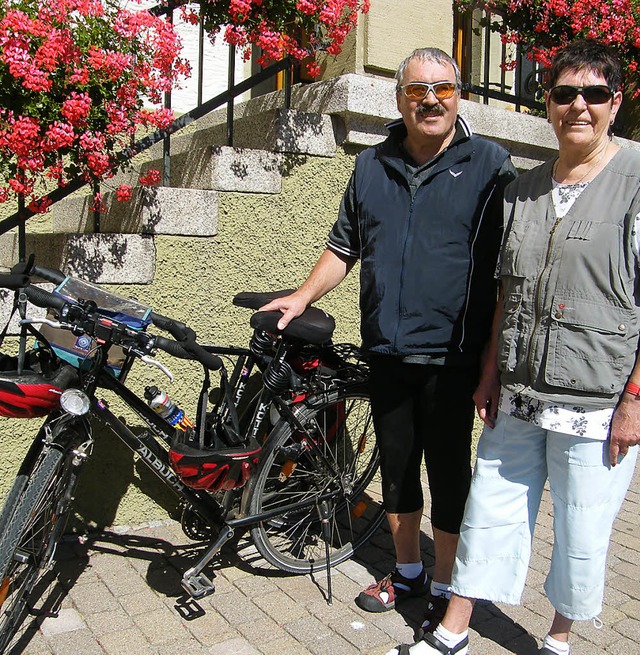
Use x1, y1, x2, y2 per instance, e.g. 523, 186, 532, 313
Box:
232, 290, 336, 345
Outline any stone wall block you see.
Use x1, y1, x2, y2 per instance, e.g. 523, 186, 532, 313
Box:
139, 187, 218, 236
61, 234, 155, 284
209, 146, 283, 193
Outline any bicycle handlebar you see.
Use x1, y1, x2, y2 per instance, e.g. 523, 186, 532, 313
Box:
0, 270, 223, 372
31, 265, 66, 285
0, 273, 30, 290
23, 284, 68, 312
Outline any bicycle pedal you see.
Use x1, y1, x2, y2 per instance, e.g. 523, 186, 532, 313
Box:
181, 572, 215, 599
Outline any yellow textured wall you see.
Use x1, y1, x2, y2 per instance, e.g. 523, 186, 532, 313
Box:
319, 0, 454, 78
0, 148, 364, 529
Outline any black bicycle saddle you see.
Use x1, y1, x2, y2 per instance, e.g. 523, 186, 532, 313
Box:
232, 290, 336, 345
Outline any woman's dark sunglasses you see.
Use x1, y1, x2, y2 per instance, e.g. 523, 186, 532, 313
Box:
549, 85, 614, 105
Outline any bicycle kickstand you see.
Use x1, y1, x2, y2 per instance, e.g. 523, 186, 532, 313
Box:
318, 500, 333, 605
181, 525, 235, 599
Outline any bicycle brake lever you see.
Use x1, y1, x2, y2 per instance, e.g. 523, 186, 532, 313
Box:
139, 355, 174, 382
19, 317, 62, 329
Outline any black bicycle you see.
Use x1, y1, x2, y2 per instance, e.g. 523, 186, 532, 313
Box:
0, 259, 384, 654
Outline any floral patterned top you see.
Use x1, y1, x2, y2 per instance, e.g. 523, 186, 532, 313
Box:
498, 176, 640, 440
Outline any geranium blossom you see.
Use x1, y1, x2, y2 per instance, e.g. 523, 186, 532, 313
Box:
0, 0, 190, 210
186, 0, 369, 76
457, 0, 640, 94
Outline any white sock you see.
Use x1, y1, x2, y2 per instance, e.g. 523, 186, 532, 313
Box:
433, 624, 468, 648
393, 562, 424, 593
543, 634, 570, 655
430, 580, 452, 599
397, 562, 424, 580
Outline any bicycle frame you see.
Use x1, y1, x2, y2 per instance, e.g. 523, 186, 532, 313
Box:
84, 335, 355, 597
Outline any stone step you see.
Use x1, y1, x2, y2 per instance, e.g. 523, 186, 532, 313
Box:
52, 187, 219, 237
170, 108, 337, 157
0, 232, 155, 284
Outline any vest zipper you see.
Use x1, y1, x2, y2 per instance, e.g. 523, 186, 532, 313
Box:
527, 213, 562, 374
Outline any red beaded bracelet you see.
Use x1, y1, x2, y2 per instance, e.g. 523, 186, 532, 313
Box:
624, 381, 640, 396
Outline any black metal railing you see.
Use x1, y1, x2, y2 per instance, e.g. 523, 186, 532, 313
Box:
458, 9, 545, 113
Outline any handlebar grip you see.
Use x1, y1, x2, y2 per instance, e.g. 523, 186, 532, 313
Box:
149, 311, 188, 334
181, 340, 224, 371
155, 335, 223, 370
154, 335, 192, 359
0, 273, 30, 290
24, 285, 67, 312
31, 265, 66, 285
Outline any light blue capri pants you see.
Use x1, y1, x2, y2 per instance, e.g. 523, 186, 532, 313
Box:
452, 411, 637, 620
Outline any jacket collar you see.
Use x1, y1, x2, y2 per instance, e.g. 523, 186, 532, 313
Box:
377, 115, 474, 177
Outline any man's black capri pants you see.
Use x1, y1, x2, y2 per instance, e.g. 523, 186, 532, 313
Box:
368, 355, 477, 535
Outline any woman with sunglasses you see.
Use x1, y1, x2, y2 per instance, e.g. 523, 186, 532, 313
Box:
387, 39, 640, 655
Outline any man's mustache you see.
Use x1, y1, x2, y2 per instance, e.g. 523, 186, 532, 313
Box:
416, 105, 445, 117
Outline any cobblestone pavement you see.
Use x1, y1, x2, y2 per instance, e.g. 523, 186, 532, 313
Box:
9, 464, 640, 655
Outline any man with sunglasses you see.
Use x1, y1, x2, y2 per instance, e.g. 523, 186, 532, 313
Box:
260, 47, 516, 630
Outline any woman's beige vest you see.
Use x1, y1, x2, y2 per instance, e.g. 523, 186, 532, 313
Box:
498, 149, 640, 408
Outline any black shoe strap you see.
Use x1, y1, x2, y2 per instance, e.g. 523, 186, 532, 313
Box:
422, 631, 469, 654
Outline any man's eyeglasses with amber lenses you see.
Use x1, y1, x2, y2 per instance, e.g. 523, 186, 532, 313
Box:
399, 81, 459, 101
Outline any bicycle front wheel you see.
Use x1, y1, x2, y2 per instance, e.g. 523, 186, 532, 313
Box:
0, 444, 78, 654
244, 383, 384, 574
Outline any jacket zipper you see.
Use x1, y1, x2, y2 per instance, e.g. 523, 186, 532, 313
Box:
393, 195, 416, 351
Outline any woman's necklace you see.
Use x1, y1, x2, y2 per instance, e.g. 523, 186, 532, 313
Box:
552, 145, 608, 185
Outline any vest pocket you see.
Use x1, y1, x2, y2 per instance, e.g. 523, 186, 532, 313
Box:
545, 296, 633, 394
497, 290, 524, 373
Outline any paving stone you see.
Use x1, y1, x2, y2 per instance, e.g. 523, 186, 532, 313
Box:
611, 616, 640, 643
253, 589, 310, 622
68, 581, 119, 614
155, 640, 211, 655
608, 574, 640, 600
210, 589, 270, 625
82, 608, 136, 636
324, 610, 391, 651
315, 633, 362, 655
208, 636, 263, 655
15, 628, 55, 654
260, 636, 315, 655
365, 609, 417, 644
606, 635, 640, 654
285, 614, 334, 645
39, 608, 86, 636
47, 628, 106, 655
182, 608, 235, 645
134, 608, 192, 645
97, 626, 157, 655
118, 588, 166, 615
233, 572, 280, 597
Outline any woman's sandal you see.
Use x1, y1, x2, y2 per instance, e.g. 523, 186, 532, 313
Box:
395, 632, 469, 655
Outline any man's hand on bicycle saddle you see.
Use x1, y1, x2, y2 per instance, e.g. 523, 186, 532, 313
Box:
259, 292, 310, 331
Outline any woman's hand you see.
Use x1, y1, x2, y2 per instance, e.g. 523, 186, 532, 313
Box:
609, 395, 640, 466
473, 368, 500, 428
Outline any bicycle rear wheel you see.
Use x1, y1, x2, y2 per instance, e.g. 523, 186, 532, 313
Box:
244, 383, 384, 574
0, 442, 79, 654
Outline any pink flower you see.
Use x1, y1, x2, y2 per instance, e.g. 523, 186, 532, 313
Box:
61, 92, 92, 126
138, 169, 161, 186
116, 184, 133, 202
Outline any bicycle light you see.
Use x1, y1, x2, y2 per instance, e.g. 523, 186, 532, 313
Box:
60, 389, 90, 416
